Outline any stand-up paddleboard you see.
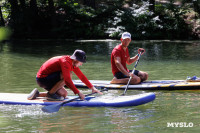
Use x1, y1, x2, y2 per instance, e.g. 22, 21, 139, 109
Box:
0, 93, 155, 107
73, 80, 200, 90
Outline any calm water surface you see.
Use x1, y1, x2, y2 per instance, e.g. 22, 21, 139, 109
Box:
0, 40, 200, 133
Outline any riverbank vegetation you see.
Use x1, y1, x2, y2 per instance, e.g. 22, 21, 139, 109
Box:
0, 0, 199, 40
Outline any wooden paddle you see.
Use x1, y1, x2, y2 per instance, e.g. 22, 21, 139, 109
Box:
42, 88, 107, 113
121, 51, 143, 96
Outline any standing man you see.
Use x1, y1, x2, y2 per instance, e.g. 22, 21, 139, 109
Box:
28, 49, 103, 101
110, 32, 148, 84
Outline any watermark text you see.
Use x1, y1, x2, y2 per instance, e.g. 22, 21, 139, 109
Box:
167, 122, 193, 127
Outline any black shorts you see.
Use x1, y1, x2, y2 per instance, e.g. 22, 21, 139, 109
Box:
36, 71, 61, 91
114, 70, 139, 79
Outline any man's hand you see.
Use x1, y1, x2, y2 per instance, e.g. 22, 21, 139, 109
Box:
128, 72, 134, 78
138, 48, 145, 55
78, 92, 85, 100
91, 86, 103, 95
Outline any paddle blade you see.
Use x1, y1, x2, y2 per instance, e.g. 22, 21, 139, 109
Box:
42, 103, 62, 113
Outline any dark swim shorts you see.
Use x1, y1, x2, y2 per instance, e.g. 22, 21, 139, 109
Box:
36, 71, 61, 91
114, 70, 139, 79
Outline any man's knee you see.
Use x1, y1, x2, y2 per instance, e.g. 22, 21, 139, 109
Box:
57, 87, 68, 97
130, 77, 141, 84
142, 72, 148, 81
62, 91, 68, 98
139, 72, 148, 82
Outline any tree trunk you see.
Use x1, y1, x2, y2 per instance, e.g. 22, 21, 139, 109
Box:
19, 0, 26, 11
48, 0, 56, 27
48, 0, 55, 14
0, 6, 5, 26
83, 0, 96, 9
149, 0, 155, 12
8, 0, 19, 24
193, 0, 200, 14
29, 0, 39, 31
30, 0, 38, 16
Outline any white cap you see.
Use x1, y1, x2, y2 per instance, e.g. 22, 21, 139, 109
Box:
121, 32, 131, 39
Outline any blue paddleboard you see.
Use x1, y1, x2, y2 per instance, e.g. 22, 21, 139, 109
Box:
0, 92, 155, 107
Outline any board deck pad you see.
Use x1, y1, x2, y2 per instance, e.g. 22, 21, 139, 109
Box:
73, 80, 200, 90
0, 92, 155, 107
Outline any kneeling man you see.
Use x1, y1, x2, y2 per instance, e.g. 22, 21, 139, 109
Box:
110, 32, 148, 84
28, 49, 102, 101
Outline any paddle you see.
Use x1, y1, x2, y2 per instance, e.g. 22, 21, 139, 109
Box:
121, 50, 143, 96
42, 88, 107, 113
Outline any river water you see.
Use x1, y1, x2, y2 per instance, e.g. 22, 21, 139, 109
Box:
0, 40, 200, 133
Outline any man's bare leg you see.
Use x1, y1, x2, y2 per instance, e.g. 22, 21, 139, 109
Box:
38, 92, 47, 97
48, 79, 65, 94
36, 80, 65, 98
110, 75, 141, 84
56, 87, 68, 98
37, 73, 67, 97
28, 73, 68, 100
36, 79, 65, 98
138, 71, 148, 82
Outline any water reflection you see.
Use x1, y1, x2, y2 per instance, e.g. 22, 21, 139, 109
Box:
1, 40, 200, 61
36, 106, 155, 133
0, 43, 2, 52
104, 107, 155, 132
38, 107, 104, 132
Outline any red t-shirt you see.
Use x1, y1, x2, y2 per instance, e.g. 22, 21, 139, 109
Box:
37, 56, 93, 94
111, 44, 130, 75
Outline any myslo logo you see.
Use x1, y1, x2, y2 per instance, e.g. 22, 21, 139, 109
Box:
167, 122, 193, 127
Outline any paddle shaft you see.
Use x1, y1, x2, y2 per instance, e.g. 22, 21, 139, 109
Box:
122, 51, 142, 95
42, 89, 107, 113
60, 89, 106, 106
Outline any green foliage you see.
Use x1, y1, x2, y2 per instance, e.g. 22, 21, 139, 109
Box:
108, 1, 194, 40
154, 2, 191, 39
1, 1, 10, 20
0, 0, 199, 40
0, 27, 11, 41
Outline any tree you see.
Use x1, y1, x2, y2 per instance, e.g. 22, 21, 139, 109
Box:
83, 0, 96, 9
29, 0, 39, 31
19, 0, 26, 11
149, 0, 155, 12
48, 0, 56, 27
0, 6, 5, 26
193, 0, 200, 15
142, 0, 155, 13
8, 0, 20, 26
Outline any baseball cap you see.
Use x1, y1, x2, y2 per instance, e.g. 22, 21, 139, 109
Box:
70, 49, 86, 63
121, 32, 131, 39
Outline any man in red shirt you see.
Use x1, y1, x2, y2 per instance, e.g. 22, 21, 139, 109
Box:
110, 32, 148, 84
28, 49, 103, 101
